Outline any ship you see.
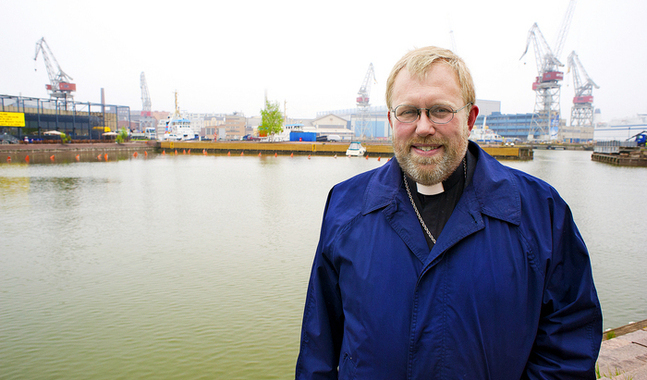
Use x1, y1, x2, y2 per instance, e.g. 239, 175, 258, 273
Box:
160, 91, 199, 141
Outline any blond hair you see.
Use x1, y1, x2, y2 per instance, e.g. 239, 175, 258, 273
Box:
385, 46, 476, 110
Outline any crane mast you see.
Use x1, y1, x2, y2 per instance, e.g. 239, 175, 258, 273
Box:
34, 37, 76, 101
139, 72, 155, 131
356, 63, 376, 139
520, 0, 576, 140
567, 51, 599, 128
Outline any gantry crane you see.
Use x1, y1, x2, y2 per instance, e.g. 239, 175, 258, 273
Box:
520, 0, 576, 140
567, 51, 599, 129
34, 37, 76, 101
356, 63, 376, 138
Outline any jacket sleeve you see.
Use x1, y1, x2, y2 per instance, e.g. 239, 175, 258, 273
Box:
295, 191, 345, 380
523, 200, 603, 379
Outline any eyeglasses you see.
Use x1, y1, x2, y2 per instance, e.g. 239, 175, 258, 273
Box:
391, 102, 472, 124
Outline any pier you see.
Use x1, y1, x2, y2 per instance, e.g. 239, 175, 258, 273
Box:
158, 141, 533, 160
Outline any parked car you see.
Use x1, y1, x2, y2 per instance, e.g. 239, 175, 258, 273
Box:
242, 134, 260, 141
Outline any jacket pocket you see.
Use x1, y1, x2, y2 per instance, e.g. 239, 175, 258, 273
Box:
339, 352, 357, 379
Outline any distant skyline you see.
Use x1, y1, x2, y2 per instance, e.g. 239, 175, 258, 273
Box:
2, 0, 646, 123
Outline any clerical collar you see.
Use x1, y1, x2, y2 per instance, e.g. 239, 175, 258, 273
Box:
412, 157, 467, 196
417, 182, 444, 195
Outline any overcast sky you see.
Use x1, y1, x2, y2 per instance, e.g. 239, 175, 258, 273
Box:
2, 0, 646, 122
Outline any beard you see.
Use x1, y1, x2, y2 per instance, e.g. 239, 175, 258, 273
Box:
393, 125, 470, 186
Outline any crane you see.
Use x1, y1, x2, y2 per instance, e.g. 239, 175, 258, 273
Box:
34, 37, 76, 101
567, 51, 599, 128
520, 0, 576, 140
356, 63, 377, 139
139, 72, 155, 131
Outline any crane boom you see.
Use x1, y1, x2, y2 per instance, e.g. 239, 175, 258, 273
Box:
140, 72, 152, 116
34, 37, 76, 100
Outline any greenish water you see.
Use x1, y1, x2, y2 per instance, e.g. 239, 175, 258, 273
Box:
0, 150, 645, 379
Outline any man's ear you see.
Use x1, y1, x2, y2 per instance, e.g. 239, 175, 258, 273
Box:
467, 105, 479, 132
388, 111, 394, 129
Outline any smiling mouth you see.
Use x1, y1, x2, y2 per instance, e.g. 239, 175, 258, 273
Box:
413, 145, 441, 152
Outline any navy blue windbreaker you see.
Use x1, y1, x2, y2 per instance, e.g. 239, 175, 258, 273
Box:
296, 142, 602, 379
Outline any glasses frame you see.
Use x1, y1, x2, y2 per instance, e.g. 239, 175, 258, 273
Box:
391, 102, 473, 124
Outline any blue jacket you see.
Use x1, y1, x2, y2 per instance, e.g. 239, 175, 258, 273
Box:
296, 142, 602, 379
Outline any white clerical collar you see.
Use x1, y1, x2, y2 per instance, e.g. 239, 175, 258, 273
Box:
416, 182, 444, 195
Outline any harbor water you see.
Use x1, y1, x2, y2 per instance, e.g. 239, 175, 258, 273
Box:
1, 149, 645, 379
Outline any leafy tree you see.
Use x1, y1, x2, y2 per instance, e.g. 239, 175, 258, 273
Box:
116, 127, 129, 144
259, 99, 283, 141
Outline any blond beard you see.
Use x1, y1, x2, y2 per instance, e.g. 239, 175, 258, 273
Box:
393, 125, 470, 186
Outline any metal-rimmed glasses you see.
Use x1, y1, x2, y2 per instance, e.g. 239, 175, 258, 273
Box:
391, 102, 472, 124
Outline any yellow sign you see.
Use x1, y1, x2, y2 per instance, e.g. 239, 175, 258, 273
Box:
0, 112, 25, 127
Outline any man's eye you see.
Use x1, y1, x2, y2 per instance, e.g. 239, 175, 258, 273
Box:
430, 107, 452, 116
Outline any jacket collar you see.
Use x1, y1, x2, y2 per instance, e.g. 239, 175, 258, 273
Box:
362, 141, 521, 226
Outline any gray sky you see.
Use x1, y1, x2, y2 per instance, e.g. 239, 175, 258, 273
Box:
2, 0, 646, 122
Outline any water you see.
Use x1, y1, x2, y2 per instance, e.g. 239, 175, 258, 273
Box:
0, 150, 645, 379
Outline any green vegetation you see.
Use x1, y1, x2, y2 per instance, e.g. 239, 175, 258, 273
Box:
596, 363, 633, 379
116, 127, 129, 144
605, 330, 616, 340
259, 99, 283, 141
60, 132, 71, 144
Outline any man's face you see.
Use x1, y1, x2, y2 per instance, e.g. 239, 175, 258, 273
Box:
388, 63, 477, 186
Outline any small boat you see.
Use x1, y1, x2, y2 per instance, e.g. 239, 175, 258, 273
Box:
346, 141, 367, 156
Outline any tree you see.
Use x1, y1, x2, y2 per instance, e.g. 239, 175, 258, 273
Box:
259, 99, 283, 141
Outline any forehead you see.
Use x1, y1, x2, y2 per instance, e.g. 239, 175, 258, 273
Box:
391, 63, 462, 105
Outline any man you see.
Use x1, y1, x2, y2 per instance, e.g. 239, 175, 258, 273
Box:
296, 46, 602, 379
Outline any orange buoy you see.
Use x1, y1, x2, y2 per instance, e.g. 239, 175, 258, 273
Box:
183, 149, 186, 155
25, 155, 30, 163
258, 152, 262, 157
133, 152, 138, 158
97, 154, 102, 160
274, 152, 277, 157
241, 151, 244, 156
377, 156, 381, 161
203, 149, 207, 155
174, 149, 178, 155
162, 150, 166, 155
188, 149, 191, 154
144, 151, 148, 157
7, 156, 11, 162
227, 151, 231, 156
104, 153, 108, 160
365, 155, 369, 160
290, 152, 294, 158
308, 155, 311, 159
50, 155, 55, 161
75, 154, 80, 161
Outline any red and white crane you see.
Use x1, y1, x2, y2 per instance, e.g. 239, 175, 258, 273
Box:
355, 63, 376, 138
520, 0, 576, 140
34, 37, 76, 101
567, 51, 599, 128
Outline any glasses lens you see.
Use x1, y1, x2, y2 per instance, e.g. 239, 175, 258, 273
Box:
395, 106, 419, 123
428, 106, 454, 124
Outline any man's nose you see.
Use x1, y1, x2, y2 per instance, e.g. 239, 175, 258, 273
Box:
415, 110, 437, 136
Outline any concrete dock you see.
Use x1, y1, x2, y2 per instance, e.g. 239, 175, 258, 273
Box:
597, 319, 647, 379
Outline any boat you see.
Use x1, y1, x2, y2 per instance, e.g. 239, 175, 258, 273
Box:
469, 116, 504, 144
346, 141, 367, 156
161, 91, 199, 141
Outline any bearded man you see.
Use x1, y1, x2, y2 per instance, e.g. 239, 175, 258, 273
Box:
296, 46, 602, 380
